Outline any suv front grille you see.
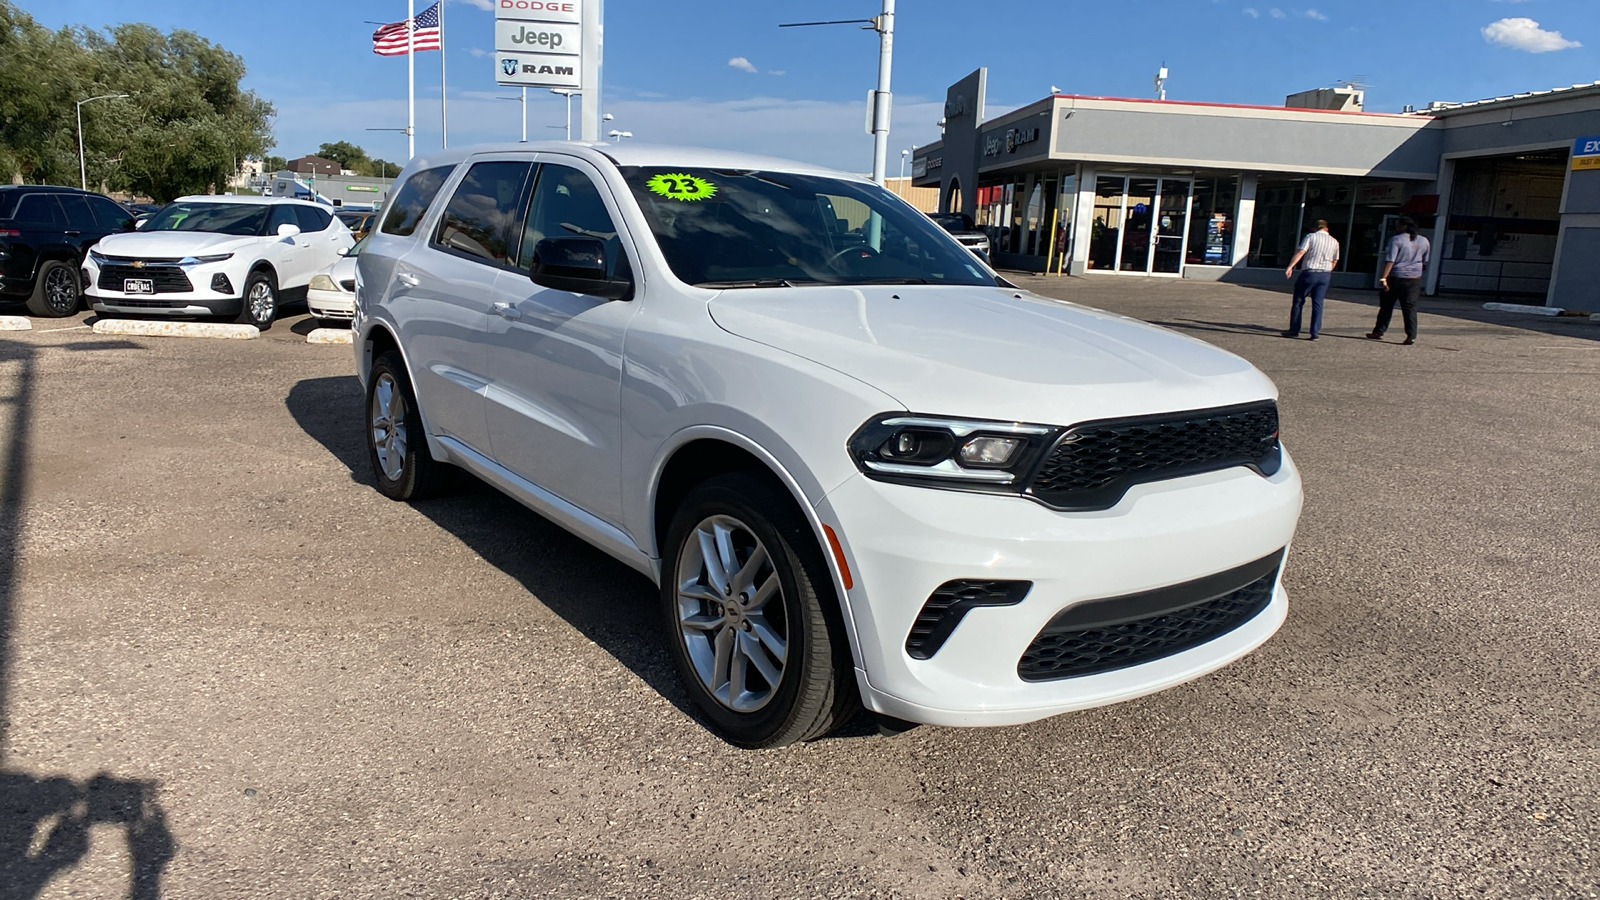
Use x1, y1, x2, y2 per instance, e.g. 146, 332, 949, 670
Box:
97, 264, 193, 294
1027, 401, 1280, 511
1017, 550, 1282, 682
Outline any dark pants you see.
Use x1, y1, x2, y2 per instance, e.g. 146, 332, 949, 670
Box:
1374, 277, 1422, 339
1289, 270, 1331, 337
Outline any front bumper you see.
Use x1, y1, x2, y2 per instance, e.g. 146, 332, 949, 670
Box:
306, 287, 355, 319
84, 257, 243, 317
816, 451, 1303, 727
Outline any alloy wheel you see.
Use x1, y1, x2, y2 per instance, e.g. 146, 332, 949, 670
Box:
370, 372, 408, 481
44, 267, 76, 314
675, 515, 788, 713
248, 280, 274, 323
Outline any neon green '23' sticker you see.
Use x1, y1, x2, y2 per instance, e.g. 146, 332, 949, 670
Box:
646, 172, 717, 201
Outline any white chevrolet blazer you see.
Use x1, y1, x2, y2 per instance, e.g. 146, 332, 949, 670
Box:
353, 143, 1304, 748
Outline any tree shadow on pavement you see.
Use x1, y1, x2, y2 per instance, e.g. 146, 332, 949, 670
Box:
0, 338, 178, 899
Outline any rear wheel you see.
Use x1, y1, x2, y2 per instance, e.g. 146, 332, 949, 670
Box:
26, 260, 80, 317
661, 473, 858, 748
366, 350, 445, 501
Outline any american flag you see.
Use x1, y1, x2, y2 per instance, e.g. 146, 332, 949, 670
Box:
372, 3, 441, 56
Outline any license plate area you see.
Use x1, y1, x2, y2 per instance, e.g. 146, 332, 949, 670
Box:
124, 278, 154, 294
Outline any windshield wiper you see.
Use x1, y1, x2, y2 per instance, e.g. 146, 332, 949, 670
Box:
852, 277, 931, 285
694, 278, 800, 289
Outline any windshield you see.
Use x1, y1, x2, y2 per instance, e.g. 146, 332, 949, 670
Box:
619, 167, 998, 288
143, 203, 268, 236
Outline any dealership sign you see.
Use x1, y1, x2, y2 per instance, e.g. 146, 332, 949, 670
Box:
496, 0, 584, 88
1574, 135, 1600, 172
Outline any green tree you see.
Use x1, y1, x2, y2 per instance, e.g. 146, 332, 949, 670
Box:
263, 155, 287, 173
0, 1, 274, 200
315, 140, 369, 171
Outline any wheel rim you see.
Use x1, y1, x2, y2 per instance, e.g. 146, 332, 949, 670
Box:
248, 280, 274, 322
44, 267, 76, 314
675, 514, 788, 713
370, 373, 408, 481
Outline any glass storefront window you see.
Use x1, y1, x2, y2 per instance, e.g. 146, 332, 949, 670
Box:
1089, 176, 1124, 271
1248, 180, 1305, 268
1187, 176, 1238, 266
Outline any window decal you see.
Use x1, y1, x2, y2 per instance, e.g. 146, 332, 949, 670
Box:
645, 173, 717, 202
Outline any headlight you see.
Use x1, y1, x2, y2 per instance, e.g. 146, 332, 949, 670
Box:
309, 274, 338, 292
88, 249, 107, 266
179, 253, 233, 266
848, 414, 1059, 491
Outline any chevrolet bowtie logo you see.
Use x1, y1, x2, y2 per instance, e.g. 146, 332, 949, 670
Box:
130, 260, 145, 268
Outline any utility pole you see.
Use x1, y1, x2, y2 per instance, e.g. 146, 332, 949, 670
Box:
780, 0, 895, 185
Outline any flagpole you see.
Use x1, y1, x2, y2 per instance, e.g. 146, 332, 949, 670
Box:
439, 0, 448, 148
407, 0, 416, 159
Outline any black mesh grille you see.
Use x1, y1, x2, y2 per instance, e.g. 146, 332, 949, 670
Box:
98, 264, 193, 294
100, 297, 191, 309
906, 580, 1030, 660
1027, 401, 1280, 511
1017, 561, 1279, 682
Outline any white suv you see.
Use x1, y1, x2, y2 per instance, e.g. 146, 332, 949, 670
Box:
355, 144, 1304, 748
85, 195, 353, 329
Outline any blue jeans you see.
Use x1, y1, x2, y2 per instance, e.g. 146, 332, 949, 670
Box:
1289, 270, 1331, 337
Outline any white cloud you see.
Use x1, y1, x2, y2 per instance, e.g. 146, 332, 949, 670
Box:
728, 57, 758, 73
468, 47, 490, 58
451, 0, 494, 9
1482, 17, 1582, 52
1243, 7, 1260, 17
1304, 9, 1328, 21
1269, 8, 1286, 18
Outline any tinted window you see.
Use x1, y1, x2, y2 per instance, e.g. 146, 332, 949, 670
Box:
0, 192, 17, 220
15, 195, 65, 227
433, 161, 532, 265
145, 203, 269, 235
268, 204, 299, 234
517, 164, 624, 275
381, 165, 454, 237
58, 195, 98, 229
88, 196, 132, 230
294, 205, 332, 233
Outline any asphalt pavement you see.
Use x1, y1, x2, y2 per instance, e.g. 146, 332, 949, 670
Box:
0, 282, 1594, 899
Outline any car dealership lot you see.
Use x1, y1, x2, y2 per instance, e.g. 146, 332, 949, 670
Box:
0, 285, 1595, 897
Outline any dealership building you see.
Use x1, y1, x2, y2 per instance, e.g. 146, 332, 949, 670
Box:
911, 70, 1600, 307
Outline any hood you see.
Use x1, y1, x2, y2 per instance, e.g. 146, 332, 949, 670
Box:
707, 285, 1276, 424
94, 230, 259, 259
318, 255, 357, 279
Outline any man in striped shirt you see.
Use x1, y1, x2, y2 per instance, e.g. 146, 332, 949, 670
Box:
1282, 219, 1339, 341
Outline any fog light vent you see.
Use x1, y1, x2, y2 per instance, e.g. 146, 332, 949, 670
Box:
211, 273, 233, 294
905, 580, 1031, 660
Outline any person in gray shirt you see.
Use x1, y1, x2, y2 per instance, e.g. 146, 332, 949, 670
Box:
1367, 216, 1431, 345
1282, 219, 1339, 341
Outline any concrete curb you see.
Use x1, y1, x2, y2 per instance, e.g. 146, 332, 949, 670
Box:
91, 319, 260, 339
306, 328, 354, 345
1483, 302, 1563, 316
0, 316, 33, 331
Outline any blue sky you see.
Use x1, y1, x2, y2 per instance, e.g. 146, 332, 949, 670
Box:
29, 0, 1600, 172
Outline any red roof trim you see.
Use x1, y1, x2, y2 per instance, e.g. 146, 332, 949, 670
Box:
1050, 94, 1427, 120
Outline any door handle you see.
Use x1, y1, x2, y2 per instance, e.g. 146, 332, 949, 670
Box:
396, 271, 420, 287
64, 230, 81, 236
492, 301, 523, 320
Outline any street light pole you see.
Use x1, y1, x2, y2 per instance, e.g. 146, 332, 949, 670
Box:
899, 148, 909, 181
780, 0, 895, 185
521, 88, 527, 142
551, 89, 574, 140
76, 93, 129, 191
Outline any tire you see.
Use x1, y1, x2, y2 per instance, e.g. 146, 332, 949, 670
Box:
26, 260, 80, 318
366, 350, 445, 501
661, 472, 859, 748
236, 269, 278, 330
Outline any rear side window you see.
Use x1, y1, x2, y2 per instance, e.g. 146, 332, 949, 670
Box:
381, 165, 455, 237
432, 161, 533, 265
268, 205, 298, 234
294, 205, 333, 233
88, 196, 131, 229
58, 195, 98, 230
15, 195, 65, 227
0, 192, 16, 219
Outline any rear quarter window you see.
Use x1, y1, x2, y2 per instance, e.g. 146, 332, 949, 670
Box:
380, 165, 455, 237
294, 205, 333, 233
15, 195, 65, 227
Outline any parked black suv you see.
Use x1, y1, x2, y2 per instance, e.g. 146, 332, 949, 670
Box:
0, 185, 135, 317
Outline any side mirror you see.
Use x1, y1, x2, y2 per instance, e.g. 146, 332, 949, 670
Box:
133, 218, 148, 230
529, 236, 631, 300
973, 249, 991, 265
336, 246, 351, 257
277, 223, 302, 238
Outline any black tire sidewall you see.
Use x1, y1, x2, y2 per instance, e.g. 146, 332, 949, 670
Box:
29, 260, 80, 317
661, 475, 838, 747
238, 271, 277, 330
366, 353, 421, 500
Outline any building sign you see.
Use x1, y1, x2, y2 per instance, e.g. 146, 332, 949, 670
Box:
1357, 181, 1406, 206
346, 185, 381, 192
496, 0, 583, 88
912, 158, 926, 178
982, 126, 1041, 157
1574, 135, 1600, 171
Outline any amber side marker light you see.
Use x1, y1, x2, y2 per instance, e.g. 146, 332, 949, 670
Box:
822, 525, 853, 590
